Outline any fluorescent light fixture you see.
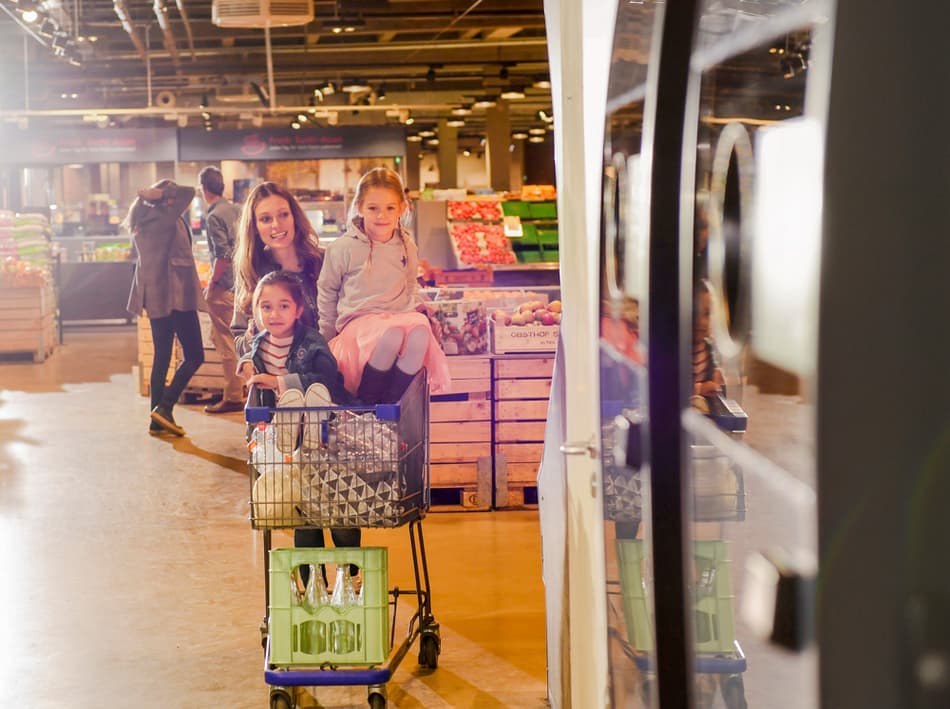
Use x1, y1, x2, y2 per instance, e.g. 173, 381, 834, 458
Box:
407, 134, 423, 142
418, 129, 436, 138
528, 127, 546, 135
500, 89, 526, 100
446, 119, 465, 127
528, 136, 545, 143
511, 132, 528, 140
472, 97, 497, 109
451, 105, 472, 116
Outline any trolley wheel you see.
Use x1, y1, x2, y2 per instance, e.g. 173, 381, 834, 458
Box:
269, 688, 294, 709
418, 633, 440, 669
720, 674, 748, 709
368, 690, 386, 708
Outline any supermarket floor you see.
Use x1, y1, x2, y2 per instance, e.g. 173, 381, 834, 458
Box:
0, 325, 549, 709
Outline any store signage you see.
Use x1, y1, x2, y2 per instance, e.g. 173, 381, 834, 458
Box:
0, 128, 178, 164
177, 126, 407, 161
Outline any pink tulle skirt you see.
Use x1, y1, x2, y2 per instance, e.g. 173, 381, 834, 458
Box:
329, 311, 452, 395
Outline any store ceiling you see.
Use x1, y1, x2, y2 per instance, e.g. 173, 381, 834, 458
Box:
0, 0, 553, 148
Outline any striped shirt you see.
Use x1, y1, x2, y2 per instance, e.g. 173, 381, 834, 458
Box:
259, 333, 294, 377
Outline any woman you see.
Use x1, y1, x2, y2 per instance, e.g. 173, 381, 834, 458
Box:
125, 179, 205, 437
231, 181, 323, 354
230, 181, 360, 577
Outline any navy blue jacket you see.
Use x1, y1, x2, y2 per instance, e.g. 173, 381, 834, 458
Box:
243, 324, 357, 406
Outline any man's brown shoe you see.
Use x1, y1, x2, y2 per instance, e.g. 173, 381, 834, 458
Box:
204, 399, 245, 414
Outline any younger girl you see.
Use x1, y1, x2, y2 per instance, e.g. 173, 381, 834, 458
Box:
239, 270, 354, 451
318, 167, 450, 403
240, 270, 360, 576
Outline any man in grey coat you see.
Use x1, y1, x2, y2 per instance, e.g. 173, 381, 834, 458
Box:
197, 166, 245, 413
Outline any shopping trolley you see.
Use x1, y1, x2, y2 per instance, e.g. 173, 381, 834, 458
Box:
245, 370, 439, 709
603, 394, 749, 709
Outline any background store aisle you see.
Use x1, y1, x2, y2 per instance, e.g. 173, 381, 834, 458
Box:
0, 326, 547, 708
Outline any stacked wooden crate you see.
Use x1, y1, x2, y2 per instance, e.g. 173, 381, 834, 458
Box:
428, 356, 493, 510
0, 283, 57, 362
492, 355, 554, 508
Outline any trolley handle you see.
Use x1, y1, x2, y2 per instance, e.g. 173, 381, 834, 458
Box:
243, 384, 405, 424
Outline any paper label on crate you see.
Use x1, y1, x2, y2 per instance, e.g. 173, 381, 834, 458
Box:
492, 324, 559, 352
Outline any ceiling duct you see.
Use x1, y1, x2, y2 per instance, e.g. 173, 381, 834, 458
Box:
155, 90, 176, 108
212, 0, 313, 28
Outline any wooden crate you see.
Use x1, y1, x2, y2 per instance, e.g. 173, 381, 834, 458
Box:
428, 355, 492, 510
492, 356, 552, 509
0, 285, 57, 362
138, 313, 224, 399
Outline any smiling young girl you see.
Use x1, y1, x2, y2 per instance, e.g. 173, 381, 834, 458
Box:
318, 167, 450, 403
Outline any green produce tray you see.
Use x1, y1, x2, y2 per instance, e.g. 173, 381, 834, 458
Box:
527, 201, 557, 219
269, 547, 389, 666
501, 200, 532, 218
516, 249, 543, 263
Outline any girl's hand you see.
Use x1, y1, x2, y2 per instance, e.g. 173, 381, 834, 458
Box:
247, 373, 279, 390
697, 380, 721, 397
245, 319, 258, 342
239, 361, 256, 382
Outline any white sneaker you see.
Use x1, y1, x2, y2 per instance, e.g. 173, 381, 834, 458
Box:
302, 383, 333, 450
274, 389, 304, 453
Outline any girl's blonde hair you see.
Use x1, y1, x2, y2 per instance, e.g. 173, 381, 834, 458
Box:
347, 167, 410, 228
233, 181, 323, 313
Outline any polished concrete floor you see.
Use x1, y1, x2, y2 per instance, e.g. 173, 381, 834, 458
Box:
0, 325, 548, 708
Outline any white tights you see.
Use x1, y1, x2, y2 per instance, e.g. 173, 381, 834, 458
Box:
366, 325, 429, 375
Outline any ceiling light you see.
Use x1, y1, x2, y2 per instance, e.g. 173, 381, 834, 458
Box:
473, 97, 497, 109
418, 129, 436, 138
427, 138, 440, 146
538, 109, 555, 123
528, 136, 545, 143
321, 82, 335, 96
407, 134, 422, 142
297, 113, 309, 122
291, 121, 301, 130
500, 88, 526, 100
528, 127, 546, 135
404, 115, 415, 126
451, 105, 472, 116
512, 132, 528, 140
20, 8, 38, 22
446, 119, 465, 128
462, 149, 471, 157
533, 74, 551, 89
342, 80, 371, 93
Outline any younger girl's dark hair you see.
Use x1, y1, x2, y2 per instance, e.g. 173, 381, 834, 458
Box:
252, 269, 306, 317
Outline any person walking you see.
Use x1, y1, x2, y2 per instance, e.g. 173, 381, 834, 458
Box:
125, 179, 205, 436
197, 166, 245, 413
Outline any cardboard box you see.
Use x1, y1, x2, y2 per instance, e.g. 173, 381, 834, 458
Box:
431, 299, 488, 355
491, 320, 559, 353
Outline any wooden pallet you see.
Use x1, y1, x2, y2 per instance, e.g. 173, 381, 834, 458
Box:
429, 356, 493, 510
492, 356, 552, 509
0, 285, 58, 363
428, 484, 492, 511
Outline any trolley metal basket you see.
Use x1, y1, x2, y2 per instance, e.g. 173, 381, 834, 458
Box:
245, 370, 440, 709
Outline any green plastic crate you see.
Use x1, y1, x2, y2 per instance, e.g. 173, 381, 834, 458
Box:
617, 539, 737, 654
541, 248, 559, 263
269, 547, 389, 666
517, 249, 542, 263
527, 201, 558, 219
536, 228, 559, 246
515, 223, 539, 244
501, 200, 532, 218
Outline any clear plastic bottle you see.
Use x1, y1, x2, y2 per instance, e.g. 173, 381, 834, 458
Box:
248, 422, 279, 467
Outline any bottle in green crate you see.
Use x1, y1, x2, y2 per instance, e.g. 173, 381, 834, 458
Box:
305, 564, 330, 610
329, 566, 361, 653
